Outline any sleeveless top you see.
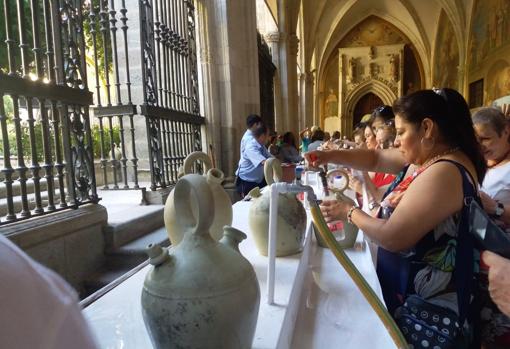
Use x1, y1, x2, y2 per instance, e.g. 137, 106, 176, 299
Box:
376, 160, 480, 342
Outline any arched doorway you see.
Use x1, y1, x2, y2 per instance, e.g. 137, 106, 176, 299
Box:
353, 93, 384, 127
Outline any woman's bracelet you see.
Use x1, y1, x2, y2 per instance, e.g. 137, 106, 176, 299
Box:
347, 205, 360, 224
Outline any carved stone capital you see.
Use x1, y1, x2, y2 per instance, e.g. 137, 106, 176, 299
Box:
305, 71, 315, 84
288, 34, 299, 56
265, 31, 282, 44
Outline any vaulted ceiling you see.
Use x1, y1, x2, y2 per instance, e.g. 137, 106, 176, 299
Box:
267, 0, 474, 89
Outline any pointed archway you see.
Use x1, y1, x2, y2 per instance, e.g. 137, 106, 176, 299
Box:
353, 93, 383, 127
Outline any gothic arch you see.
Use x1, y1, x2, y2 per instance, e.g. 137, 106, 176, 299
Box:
317, 10, 430, 89
344, 79, 397, 116
340, 80, 397, 137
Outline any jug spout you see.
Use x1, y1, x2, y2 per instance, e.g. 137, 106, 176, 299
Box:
146, 244, 170, 266
219, 226, 247, 253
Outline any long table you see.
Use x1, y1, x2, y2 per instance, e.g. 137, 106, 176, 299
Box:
83, 192, 395, 348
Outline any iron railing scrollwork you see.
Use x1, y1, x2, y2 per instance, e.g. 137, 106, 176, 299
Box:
0, 0, 98, 225
1, 0, 205, 224
87, 0, 203, 191
139, 0, 204, 191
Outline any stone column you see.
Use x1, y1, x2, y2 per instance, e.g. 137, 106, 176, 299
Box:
285, 33, 300, 137
265, 32, 284, 133
304, 71, 315, 129
298, 72, 306, 132
268, 30, 299, 136
196, 0, 260, 181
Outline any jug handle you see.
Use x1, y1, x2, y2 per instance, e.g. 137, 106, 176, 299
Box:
264, 158, 283, 185
174, 174, 215, 237
183, 151, 213, 175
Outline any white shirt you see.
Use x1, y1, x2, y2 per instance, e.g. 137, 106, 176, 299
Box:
482, 161, 510, 204
0, 234, 98, 349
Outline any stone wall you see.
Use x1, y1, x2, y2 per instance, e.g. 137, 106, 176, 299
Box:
3, 204, 108, 296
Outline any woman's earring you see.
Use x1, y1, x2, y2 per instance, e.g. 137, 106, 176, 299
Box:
420, 137, 435, 150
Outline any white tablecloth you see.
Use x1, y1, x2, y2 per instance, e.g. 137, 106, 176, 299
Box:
83, 178, 396, 349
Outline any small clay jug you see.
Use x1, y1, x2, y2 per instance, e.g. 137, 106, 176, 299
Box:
248, 158, 307, 256
142, 174, 260, 349
164, 151, 233, 245
320, 168, 359, 249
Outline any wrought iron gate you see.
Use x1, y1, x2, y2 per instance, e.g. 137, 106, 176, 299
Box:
0, 0, 98, 224
0, 0, 204, 224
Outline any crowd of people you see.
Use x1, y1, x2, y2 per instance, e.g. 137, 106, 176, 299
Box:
236, 88, 510, 348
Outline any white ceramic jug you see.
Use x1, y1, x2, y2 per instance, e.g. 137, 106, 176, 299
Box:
142, 174, 260, 349
248, 158, 307, 256
164, 151, 233, 245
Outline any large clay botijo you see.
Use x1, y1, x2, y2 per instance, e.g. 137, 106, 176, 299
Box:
164, 151, 233, 245
248, 158, 306, 256
142, 174, 260, 349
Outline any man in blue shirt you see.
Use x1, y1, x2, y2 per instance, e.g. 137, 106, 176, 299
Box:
240, 114, 263, 152
236, 122, 272, 197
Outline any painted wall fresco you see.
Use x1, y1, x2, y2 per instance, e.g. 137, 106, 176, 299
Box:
485, 60, 510, 104
432, 10, 459, 89
323, 53, 339, 117
468, 0, 510, 104
339, 16, 405, 47
469, 0, 510, 71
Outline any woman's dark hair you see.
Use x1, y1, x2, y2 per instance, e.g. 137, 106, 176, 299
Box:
282, 132, 297, 149
472, 107, 508, 137
393, 88, 486, 183
371, 105, 395, 123
311, 129, 325, 142
252, 123, 268, 138
332, 131, 341, 139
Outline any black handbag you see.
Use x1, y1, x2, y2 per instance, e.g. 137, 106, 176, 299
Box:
394, 295, 466, 349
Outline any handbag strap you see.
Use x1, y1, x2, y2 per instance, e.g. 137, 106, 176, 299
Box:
434, 159, 479, 326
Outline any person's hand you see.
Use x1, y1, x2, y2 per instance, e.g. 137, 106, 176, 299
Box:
304, 150, 330, 167
349, 175, 362, 194
319, 199, 351, 223
481, 251, 510, 317
502, 104, 510, 118
320, 140, 340, 151
480, 191, 497, 215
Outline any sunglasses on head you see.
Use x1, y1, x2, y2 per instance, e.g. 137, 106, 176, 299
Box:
375, 105, 390, 113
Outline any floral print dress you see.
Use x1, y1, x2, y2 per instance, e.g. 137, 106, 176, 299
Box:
375, 161, 480, 346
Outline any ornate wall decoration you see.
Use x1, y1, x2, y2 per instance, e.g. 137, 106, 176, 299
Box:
339, 16, 406, 47
320, 16, 423, 135
337, 44, 403, 136
485, 60, 510, 104
432, 10, 459, 89
467, 0, 510, 105
369, 62, 379, 78
469, 0, 510, 72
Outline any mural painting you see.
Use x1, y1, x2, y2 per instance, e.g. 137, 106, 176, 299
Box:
339, 16, 405, 47
485, 60, 510, 105
468, 0, 510, 104
322, 52, 339, 119
469, 0, 510, 71
432, 10, 459, 89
